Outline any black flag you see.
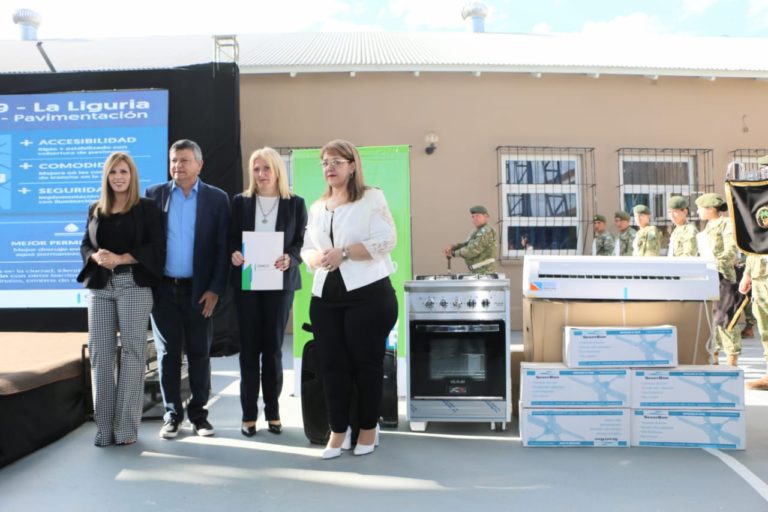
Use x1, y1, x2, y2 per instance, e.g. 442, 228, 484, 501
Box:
725, 179, 768, 255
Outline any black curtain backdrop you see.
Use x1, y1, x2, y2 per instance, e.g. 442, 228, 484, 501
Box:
0, 62, 242, 335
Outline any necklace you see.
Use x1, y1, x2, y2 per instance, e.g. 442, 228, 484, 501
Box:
256, 195, 279, 224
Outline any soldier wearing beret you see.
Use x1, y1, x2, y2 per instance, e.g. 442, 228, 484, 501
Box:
443, 205, 498, 274
613, 210, 636, 256
666, 196, 698, 257
591, 214, 615, 256
696, 192, 741, 366
631, 205, 661, 256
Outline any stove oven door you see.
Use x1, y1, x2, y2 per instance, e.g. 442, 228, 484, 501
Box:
409, 320, 506, 399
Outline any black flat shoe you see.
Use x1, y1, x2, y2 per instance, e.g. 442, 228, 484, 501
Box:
241, 423, 256, 437
267, 422, 282, 435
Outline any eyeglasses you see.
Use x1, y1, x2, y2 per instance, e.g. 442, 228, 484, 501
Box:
321, 159, 350, 169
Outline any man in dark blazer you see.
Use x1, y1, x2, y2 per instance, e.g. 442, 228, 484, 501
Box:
146, 139, 230, 439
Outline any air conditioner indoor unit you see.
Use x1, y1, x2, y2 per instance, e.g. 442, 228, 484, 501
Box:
522, 255, 719, 301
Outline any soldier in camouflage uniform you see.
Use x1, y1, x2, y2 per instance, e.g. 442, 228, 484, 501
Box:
740, 255, 768, 388
443, 205, 498, 274
666, 196, 698, 257
632, 205, 661, 256
591, 214, 615, 256
613, 211, 636, 256
696, 193, 741, 366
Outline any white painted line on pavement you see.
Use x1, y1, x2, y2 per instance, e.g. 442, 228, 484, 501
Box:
704, 448, 768, 503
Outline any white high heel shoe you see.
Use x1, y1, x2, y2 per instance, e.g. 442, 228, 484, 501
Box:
322, 427, 352, 460
353, 424, 380, 456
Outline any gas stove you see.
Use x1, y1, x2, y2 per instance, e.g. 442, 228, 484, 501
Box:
405, 273, 511, 431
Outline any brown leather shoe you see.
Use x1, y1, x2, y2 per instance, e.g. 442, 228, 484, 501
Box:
741, 325, 755, 338
747, 375, 768, 391
727, 354, 739, 366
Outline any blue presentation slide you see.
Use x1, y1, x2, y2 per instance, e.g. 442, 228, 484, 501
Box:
0, 89, 169, 307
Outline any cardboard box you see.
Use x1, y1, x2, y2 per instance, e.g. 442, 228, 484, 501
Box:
520, 363, 631, 408
563, 325, 678, 368
520, 407, 630, 447
523, 299, 710, 365
631, 409, 746, 450
632, 367, 744, 410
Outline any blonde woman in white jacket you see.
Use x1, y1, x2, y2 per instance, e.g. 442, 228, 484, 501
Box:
301, 139, 398, 460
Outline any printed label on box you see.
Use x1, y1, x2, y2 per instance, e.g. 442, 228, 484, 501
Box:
521, 363, 630, 407
520, 408, 630, 447
632, 367, 744, 409
631, 409, 746, 450
564, 326, 678, 368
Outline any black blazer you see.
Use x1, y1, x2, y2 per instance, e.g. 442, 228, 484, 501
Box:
228, 193, 308, 292
77, 198, 166, 289
146, 179, 231, 309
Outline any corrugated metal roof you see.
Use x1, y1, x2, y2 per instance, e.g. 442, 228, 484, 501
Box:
2, 31, 768, 78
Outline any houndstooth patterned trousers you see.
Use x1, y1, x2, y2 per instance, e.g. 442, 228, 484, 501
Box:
87, 270, 153, 446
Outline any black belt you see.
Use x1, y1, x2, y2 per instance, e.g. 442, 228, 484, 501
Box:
163, 276, 193, 286
113, 265, 132, 274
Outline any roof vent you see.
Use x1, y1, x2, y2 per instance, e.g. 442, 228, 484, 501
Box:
13, 8, 41, 41
461, 2, 488, 33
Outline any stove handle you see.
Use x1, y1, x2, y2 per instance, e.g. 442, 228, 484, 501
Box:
415, 324, 500, 333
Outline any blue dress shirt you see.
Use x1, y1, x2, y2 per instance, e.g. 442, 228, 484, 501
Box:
164, 179, 198, 278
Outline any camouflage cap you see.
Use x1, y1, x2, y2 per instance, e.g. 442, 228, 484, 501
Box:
695, 193, 725, 209
593, 214, 607, 223
469, 205, 488, 215
633, 204, 651, 215
667, 196, 688, 210
614, 210, 630, 221
758, 155, 768, 167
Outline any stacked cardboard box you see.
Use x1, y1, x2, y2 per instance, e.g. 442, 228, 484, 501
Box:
631, 367, 745, 449
519, 363, 630, 447
520, 325, 746, 449
519, 326, 746, 449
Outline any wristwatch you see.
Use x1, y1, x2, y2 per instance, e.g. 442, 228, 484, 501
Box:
341, 247, 350, 261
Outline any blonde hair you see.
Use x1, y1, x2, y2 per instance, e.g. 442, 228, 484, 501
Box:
244, 147, 291, 199
320, 139, 367, 203
94, 152, 140, 217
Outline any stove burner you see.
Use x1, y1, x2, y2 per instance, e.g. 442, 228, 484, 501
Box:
415, 274, 459, 281
415, 273, 504, 281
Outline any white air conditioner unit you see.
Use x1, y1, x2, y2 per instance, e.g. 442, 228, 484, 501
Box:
522, 255, 719, 301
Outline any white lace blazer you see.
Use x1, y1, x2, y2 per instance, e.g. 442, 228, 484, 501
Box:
301, 187, 397, 296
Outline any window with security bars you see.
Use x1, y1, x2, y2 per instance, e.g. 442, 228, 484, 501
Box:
729, 149, 768, 180
498, 147, 596, 258
617, 148, 713, 250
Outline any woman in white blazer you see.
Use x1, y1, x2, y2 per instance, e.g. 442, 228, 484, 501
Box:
301, 139, 398, 460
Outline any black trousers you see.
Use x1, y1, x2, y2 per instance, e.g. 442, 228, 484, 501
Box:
309, 276, 398, 433
151, 281, 213, 423
235, 289, 294, 422
714, 273, 740, 329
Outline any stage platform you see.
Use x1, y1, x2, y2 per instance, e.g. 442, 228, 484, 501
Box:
0, 332, 89, 468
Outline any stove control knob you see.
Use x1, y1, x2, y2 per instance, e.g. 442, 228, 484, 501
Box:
466, 298, 476, 308
452, 297, 462, 308
439, 298, 448, 309
424, 297, 435, 309
481, 298, 491, 308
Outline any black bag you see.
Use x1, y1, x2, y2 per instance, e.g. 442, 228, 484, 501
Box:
300, 337, 336, 444
300, 323, 398, 444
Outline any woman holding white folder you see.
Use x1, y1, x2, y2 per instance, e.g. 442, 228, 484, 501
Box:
228, 147, 307, 436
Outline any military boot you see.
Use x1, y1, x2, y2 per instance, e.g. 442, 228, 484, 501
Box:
747, 375, 768, 391
727, 354, 739, 366
741, 324, 755, 338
